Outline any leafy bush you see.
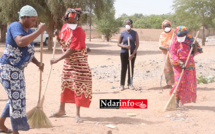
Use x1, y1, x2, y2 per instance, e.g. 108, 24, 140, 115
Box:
197, 75, 215, 84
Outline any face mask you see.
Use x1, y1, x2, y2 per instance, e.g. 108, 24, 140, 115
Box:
67, 24, 77, 30
125, 25, 131, 30
177, 36, 186, 42
164, 27, 171, 32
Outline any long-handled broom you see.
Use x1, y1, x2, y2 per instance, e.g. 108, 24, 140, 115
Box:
160, 33, 175, 92
38, 35, 58, 109
27, 32, 52, 128
127, 37, 133, 88
163, 31, 199, 111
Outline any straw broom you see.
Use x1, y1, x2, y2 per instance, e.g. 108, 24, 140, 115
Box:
27, 32, 52, 128
160, 33, 175, 93
163, 31, 199, 111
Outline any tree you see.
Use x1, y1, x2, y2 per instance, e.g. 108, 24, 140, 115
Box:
173, 0, 215, 46
0, 0, 30, 43
0, 0, 105, 48
95, 0, 120, 41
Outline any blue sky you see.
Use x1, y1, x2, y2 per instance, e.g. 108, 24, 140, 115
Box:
114, 0, 174, 18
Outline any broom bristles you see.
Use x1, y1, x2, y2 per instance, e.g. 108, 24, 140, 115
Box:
27, 96, 51, 128
27, 96, 45, 118
163, 94, 176, 111
27, 107, 52, 128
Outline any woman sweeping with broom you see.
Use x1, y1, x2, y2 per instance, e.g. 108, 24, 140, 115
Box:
159, 20, 175, 89
169, 26, 202, 109
50, 8, 92, 123
0, 5, 46, 134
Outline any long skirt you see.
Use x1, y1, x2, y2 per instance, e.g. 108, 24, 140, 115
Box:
0, 64, 29, 131
60, 50, 92, 108
170, 66, 197, 104
163, 54, 174, 85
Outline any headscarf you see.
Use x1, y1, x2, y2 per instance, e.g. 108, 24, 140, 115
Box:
174, 26, 193, 46
63, 8, 82, 21
18, 5, 38, 20
175, 26, 203, 54
162, 20, 171, 29
175, 26, 189, 36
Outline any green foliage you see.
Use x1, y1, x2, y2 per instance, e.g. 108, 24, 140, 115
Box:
172, 0, 215, 45
0, 0, 32, 23
115, 0, 215, 31
197, 75, 215, 84
116, 13, 174, 29
173, 0, 215, 30
0, 0, 106, 47
95, 0, 119, 41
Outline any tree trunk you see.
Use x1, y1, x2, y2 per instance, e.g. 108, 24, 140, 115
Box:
202, 25, 206, 46
89, 19, 92, 42
89, 0, 92, 42
106, 35, 110, 42
0, 24, 7, 43
47, 15, 54, 50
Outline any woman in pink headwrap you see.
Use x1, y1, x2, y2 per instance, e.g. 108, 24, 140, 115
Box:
50, 8, 92, 123
169, 26, 202, 108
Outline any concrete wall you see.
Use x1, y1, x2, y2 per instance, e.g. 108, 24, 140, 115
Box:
82, 26, 215, 41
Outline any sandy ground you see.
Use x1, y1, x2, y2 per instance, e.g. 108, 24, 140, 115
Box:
0, 39, 215, 134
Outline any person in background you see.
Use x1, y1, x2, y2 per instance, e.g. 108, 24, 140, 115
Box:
169, 26, 202, 108
159, 20, 175, 89
0, 5, 45, 134
50, 8, 92, 123
117, 19, 139, 91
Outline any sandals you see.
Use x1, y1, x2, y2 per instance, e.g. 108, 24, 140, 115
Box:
49, 113, 66, 118
128, 85, 135, 90
76, 117, 83, 123
120, 85, 125, 91
0, 128, 12, 133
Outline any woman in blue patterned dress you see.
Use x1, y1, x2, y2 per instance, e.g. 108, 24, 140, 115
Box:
0, 5, 46, 134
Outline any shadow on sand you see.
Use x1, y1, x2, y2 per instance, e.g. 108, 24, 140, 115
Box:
147, 87, 215, 91
197, 87, 215, 91
89, 49, 160, 56
186, 106, 215, 112
82, 116, 160, 125
93, 91, 120, 94
0, 99, 8, 102
147, 87, 163, 91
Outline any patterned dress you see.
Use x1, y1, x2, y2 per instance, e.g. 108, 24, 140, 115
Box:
169, 35, 198, 104
59, 24, 92, 107
0, 22, 35, 131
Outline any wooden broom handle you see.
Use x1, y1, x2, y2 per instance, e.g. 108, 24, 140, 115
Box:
127, 37, 132, 78
43, 36, 57, 95
38, 32, 43, 104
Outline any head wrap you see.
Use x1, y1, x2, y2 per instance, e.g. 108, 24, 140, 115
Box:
175, 26, 203, 53
125, 19, 133, 25
18, 5, 38, 20
175, 26, 189, 36
63, 8, 82, 21
175, 26, 193, 45
162, 20, 171, 29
